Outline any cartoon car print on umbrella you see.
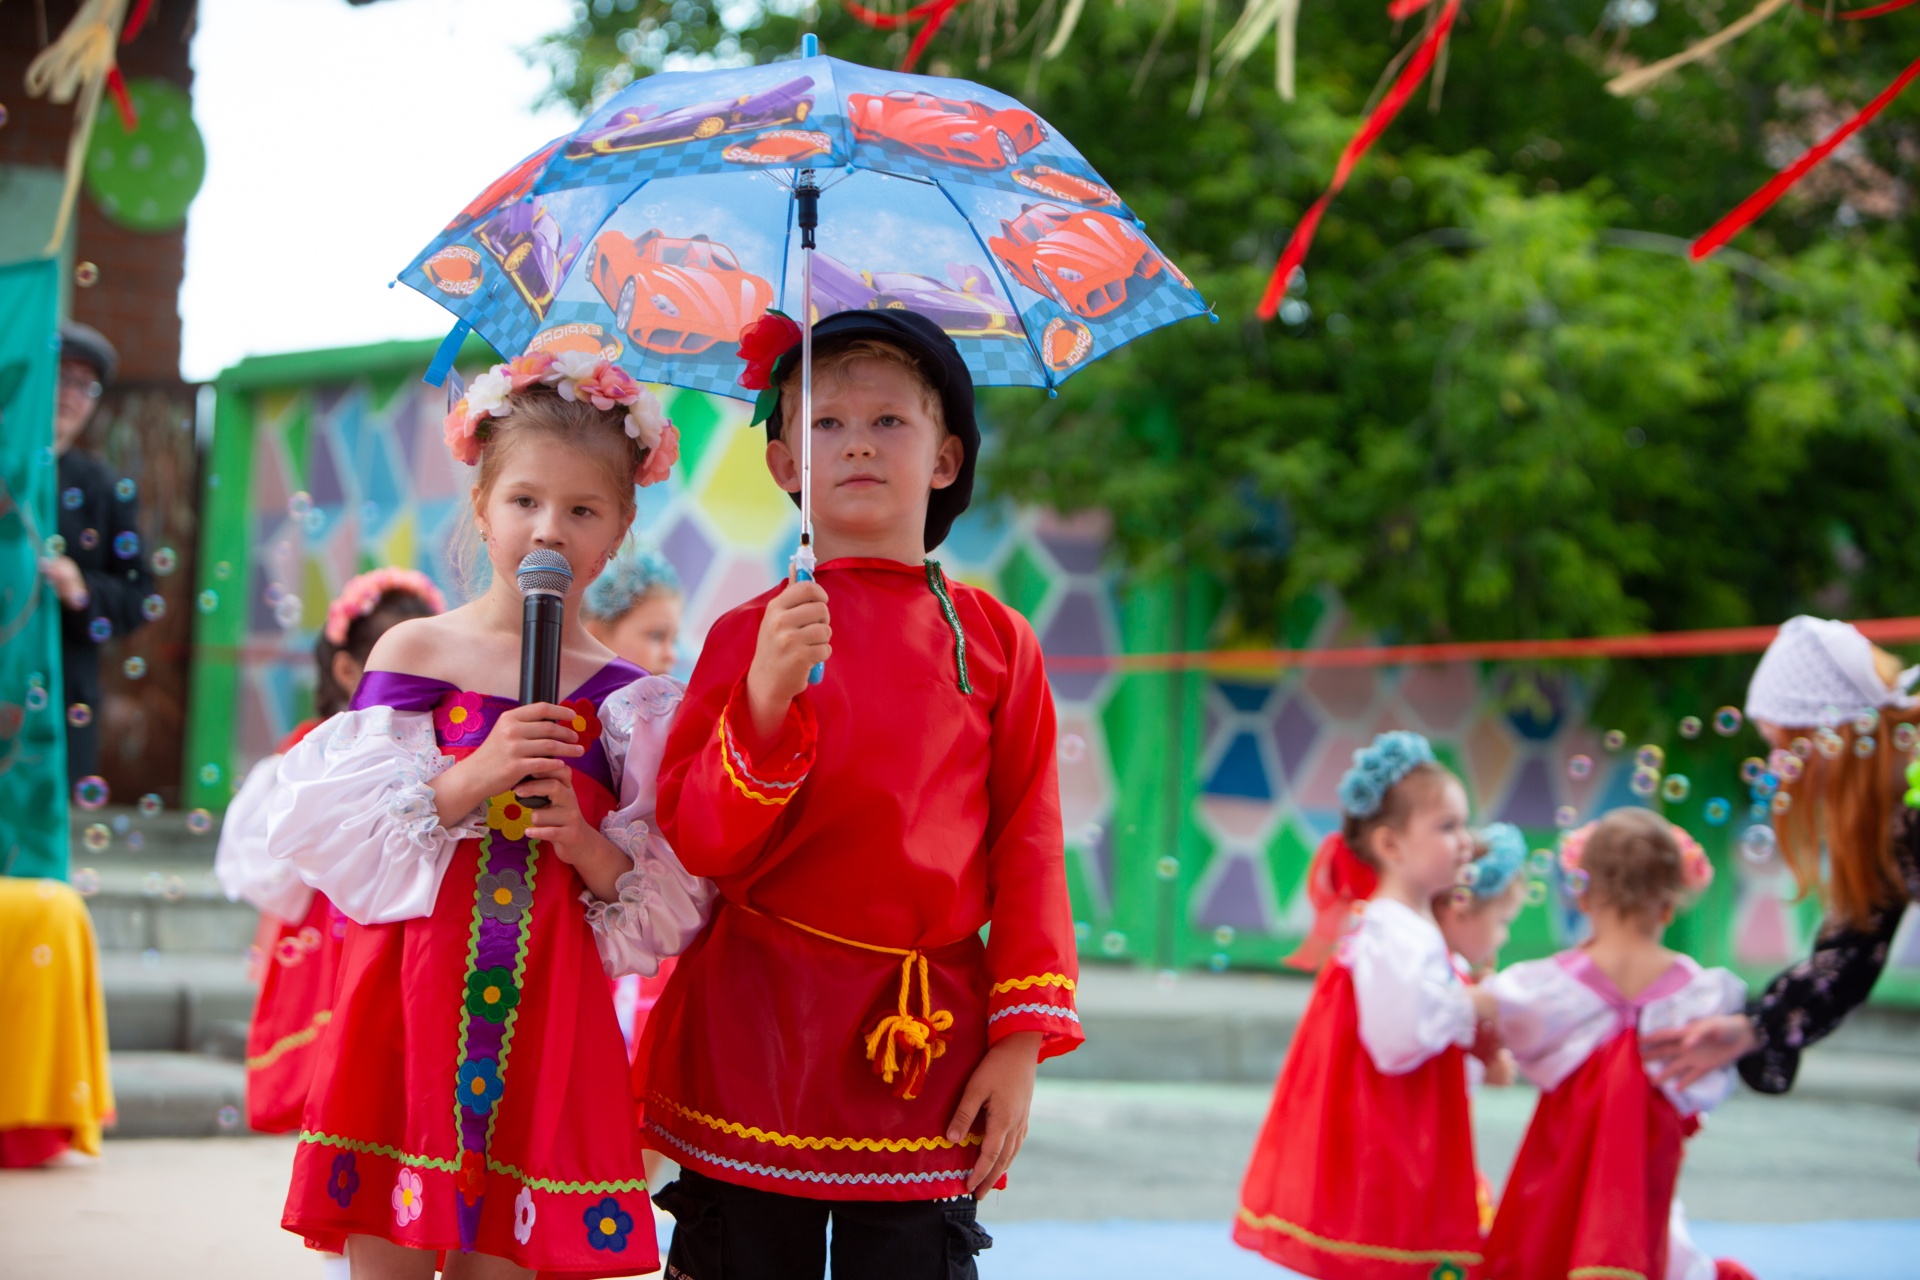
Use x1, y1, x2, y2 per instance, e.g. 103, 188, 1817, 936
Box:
988, 202, 1165, 320
476, 201, 580, 321
1011, 165, 1119, 208
567, 77, 817, 157
447, 140, 563, 231
723, 130, 835, 165
590, 228, 774, 356
808, 254, 1024, 340
848, 90, 1046, 170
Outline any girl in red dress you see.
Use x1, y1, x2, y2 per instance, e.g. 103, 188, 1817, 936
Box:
216, 568, 445, 1138
264, 355, 713, 1278
1483, 809, 1753, 1280
1235, 731, 1496, 1279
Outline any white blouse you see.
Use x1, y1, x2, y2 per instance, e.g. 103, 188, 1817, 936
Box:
265, 675, 714, 978
213, 752, 314, 923
1340, 897, 1480, 1076
1485, 951, 1747, 1116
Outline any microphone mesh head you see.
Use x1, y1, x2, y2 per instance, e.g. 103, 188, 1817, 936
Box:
516, 549, 574, 596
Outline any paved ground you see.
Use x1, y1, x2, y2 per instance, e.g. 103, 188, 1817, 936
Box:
2, 1078, 1914, 1279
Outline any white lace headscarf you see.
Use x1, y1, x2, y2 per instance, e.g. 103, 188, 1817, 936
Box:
1744, 615, 1920, 728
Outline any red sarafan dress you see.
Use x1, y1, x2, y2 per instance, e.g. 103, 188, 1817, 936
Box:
215, 719, 351, 1133
1483, 951, 1746, 1280
642, 557, 1084, 1198
265, 664, 713, 1275
1234, 897, 1484, 1280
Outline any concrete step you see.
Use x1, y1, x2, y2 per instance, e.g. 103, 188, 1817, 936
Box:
73, 804, 258, 954
108, 1051, 249, 1138
102, 950, 254, 1056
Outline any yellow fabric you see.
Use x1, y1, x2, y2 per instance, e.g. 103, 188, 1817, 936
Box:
0, 878, 115, 1154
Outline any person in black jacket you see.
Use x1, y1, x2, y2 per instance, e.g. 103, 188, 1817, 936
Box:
39, 323, 154, 786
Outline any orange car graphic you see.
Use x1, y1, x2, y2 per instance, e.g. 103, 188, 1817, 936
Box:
1011, 165, 1119, 208
847, 90, 1046, 169
589, 229, 773, 356
987, 203, 1162, 319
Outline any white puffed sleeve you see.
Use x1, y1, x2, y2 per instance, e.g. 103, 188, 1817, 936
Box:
1486, 956, 1613, 1094
214, 752, 314, 923
1641, 963, 1747, 1116
582, 676, 716, 978
266, 707, 484, 926
1343, 898, 1478, 1075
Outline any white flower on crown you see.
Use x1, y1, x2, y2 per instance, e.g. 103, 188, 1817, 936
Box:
549, 349, 602, 402
624, 386, 669, 450
464, 369, 514, 418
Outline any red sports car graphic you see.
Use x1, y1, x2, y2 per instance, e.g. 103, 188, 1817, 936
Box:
847, 90, 1046, 169
1011, 165, 1119, 208
448, 140, 562, 229
589, 229, 774, 356
987, 203, 1163, 319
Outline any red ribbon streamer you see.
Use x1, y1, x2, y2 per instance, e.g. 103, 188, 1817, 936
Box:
105, 66, 137, 132
846, 0, 967, 70
1386, 0, 1436, 18
1795, 0, 1920, 17
122, 0, 155, 43
1691, 48, 1920, 260
1258, 0, 1461, 319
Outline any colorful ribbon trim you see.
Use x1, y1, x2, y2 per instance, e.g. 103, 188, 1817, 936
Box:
245, 1009, 332, 1070
924, 560, 974, 696
717, 709, 809, 805
1236, 1206, 1484, 1265
647, 1092, 980, 1152
298, 1132, 647, 1195
990, 972, 1077, 995
1258, 0, 1461, 319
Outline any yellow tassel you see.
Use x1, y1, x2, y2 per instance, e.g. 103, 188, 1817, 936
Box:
863, 952, 955, 1101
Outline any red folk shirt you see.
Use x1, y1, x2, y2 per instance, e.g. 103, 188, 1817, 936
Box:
640, 556, 1083, 1198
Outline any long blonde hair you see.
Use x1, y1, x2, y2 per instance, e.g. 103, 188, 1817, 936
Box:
1773, 697, 1918, 931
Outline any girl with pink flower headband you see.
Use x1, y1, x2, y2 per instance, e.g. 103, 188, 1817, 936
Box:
263, 348, 712, 1274
1477, 807, 1753, 1280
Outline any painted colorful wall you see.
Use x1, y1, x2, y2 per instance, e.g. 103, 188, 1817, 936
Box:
185, 338, 1920, 1001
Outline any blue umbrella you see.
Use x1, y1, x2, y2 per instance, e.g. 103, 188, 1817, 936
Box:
402, 36, 1209, 672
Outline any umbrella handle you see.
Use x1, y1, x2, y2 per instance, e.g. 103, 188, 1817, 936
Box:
792, 546, 825, 685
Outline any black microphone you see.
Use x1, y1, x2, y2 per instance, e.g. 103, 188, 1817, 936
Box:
514, 549, 573, 809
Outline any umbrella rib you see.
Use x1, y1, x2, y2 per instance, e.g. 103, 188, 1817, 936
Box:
928, 178, 1056, 392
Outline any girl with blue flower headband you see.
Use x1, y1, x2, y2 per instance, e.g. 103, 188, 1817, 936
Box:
1437, 822, 1530, 980
583, 543, 683, 677
1236, 730, 1496, 1276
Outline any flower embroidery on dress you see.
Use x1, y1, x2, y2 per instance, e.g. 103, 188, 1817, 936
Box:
514, 1184, 537, 1244
562, 697, 603, 745
466, 967, 521, 1024
457, 1057, 505, 1115
392, 1168, 424, 1226
457, 1149, 487, 1206
326, 1152, 359, 1208
477, 869, 532, 923
436, 692, 487, 745
486, 793, 536, 842
584, 1196, 633, 1252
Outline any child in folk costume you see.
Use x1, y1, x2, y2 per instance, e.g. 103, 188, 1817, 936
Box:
640, 310, 1082, 1280
1236, 731, 1496, 1279
216, 568, 444, 1137
1483, 809, 1753, 1280
583, 542, 682, 681
266, 353, 713, 1278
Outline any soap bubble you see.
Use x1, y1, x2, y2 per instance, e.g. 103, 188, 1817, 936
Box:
87, 617, 111, 643
1100, 930, 1127, 956
111, 814, 128, 835
138, 793, 163, 817
303, 509, 325, 534
214, 560, 231, 580
141, 594, 166, 621
1058, 734, 1086, 764
1704, 798, 1732, 826
1565, 868, 1591, 895
1790, 736, 1813, 759
24, 686, 47, 712
1528, 850, 1555, 876
126, 831, 144, 852
1739, 824, 1779, 864
1603, 730, 1627, 751
288, 491, 313, 519
1775, 754, 1803, 783
43, 534, 65, 556
1771, 792, 1794, 815
1555, 805, 1579, 829
1635, 745, 1665, 771
82, 823, 110, 852
60, 487, 82, 511
71, 868, 99, 897
112, 530, 139, 559
1208, 953, 1230, 972
1853, 709, 1880, 736
197, 589, 218, 613
162, 875, 187, 903
1567, 754, 1593, 780
1896, 723, 1919, 753
197, 762, 221, 785
1815, 729, 1844, 759
1073, 920, 1091, 942
1661, 774, 1691, 803
1713, 707, 1744, 736
273, 596, 303, 629
1448, 886, 1475, 910
1855, 735, 1878, 759
114, 477, 136, 501
151, 546, 177, 574
72, 776, 108, 810
1525, 879, 1550, 906
66, 703, 92, 727
1629, 766, 1660, 797
122, 655, 147, 679
1750, 801, 1770, 822
74, 260, 99, 287
216, 1105, 241, 1132
78, 528, 98, 550
185, 808, 213, 834
1155, 856, 1180, 880
1739, 757, 1766, 785
1678, 716, 1702, 739
1212, 925, 1236, 947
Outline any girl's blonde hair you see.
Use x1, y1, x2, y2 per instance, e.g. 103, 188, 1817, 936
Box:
1773, 704, 1919, 932
1580, 809, 1689, 920
449, 389, 640, 597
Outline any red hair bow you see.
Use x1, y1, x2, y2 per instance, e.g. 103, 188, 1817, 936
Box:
1283, 831, 1379, 972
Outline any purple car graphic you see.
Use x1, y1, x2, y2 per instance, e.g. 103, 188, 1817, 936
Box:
808, 254, 1025, 340
566, 76, 817, 158
475, 202, 580, 320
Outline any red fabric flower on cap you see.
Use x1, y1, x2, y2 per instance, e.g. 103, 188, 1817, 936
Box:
736, 310, 802, 391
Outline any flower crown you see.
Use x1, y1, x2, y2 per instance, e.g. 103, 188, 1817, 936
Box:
324, 567, 446, 646
1337, 731, 1437, 819
442, 350, 680, 488
1558, 814, 1714, 895
1461, 822, 1527, 898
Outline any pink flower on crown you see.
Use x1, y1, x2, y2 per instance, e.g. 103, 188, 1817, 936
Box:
443, 399, 485, 467
624, 386, 669, 451
505, 351, 557, 392
636, 421, 680, 488
574, 362, 641, 413
324, 567, 448, 645
549, 350, 602, 402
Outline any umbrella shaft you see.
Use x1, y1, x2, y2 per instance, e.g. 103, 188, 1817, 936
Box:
800, 242, 813, 546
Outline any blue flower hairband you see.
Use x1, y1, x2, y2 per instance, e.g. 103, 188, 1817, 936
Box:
1462, 822, 1526, 898
1337, 731, 1437, 819
584, 544, 681, 622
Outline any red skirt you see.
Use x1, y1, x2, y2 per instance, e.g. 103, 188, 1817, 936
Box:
1233, 961, 1482, 1279
636, 900, 990, 1200
1484, 1031, 1687, 1280
244, 892, 347, 1133
283, 776, 655, 1276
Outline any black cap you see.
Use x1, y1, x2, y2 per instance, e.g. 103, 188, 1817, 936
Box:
761, 309, 978, 554
59, 321, 118, 385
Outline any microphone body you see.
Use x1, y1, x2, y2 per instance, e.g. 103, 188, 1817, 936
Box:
514, 550, 575, 809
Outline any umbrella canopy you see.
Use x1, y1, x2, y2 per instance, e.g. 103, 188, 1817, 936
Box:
399, 53, 1209, 401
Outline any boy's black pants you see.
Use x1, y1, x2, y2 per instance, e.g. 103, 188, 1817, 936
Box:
654, 1168, 993, 1280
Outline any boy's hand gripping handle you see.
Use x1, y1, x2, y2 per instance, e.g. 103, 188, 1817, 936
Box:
791, 545, 825, 685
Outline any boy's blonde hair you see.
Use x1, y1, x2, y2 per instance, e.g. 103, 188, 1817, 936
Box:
776, 337, 945, 436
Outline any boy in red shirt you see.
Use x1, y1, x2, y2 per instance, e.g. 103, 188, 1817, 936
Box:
642, 309, 1083, 1279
